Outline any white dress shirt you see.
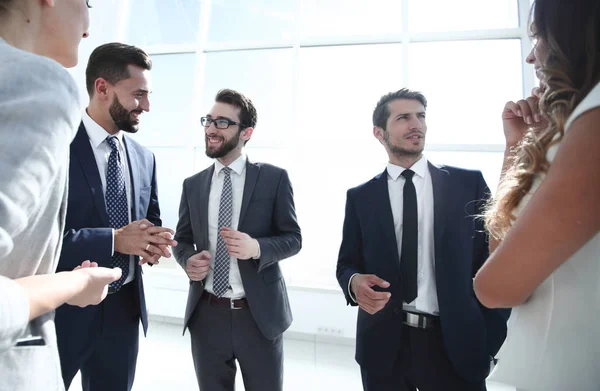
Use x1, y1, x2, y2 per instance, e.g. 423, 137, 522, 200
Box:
350, 156, 439, 315
82, 110, 135, 285
204, 154, 248, 299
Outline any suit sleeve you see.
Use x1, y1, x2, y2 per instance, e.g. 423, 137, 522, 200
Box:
472, 171, 510, 357
60, 227, 114, 269
0, 53, 79, 346
173, 179, 198, 271
145, 153, 162, 227
254, 169, 302, 272
336, 190, 363, 306
0, 59, 79, 261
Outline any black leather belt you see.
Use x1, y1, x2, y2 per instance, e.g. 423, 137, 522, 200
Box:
107, 280, 134, 295
402, 311, 439, 329
202, 291, 249, 310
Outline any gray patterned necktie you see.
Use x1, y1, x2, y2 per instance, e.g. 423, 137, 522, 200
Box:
213, 167, 233, 297
106, 136, 130, 291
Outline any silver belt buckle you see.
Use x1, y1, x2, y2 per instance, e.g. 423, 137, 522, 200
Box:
230, 298, 242, 310
404, 312, 421, 328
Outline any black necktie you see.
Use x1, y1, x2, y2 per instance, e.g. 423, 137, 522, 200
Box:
400, 169, 418, 303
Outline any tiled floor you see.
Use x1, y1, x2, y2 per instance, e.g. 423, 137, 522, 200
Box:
69, 320, 515, 391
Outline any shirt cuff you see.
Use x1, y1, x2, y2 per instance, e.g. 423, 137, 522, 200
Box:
111, 228, 115, 256
348, 273, 359, 303
253, 240, 261, 259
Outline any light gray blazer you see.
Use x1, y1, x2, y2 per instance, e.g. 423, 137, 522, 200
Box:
0, 37, 80, 390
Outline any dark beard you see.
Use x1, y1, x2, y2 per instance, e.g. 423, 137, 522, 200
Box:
205, 131, 241, 159
109, 95, 141, 134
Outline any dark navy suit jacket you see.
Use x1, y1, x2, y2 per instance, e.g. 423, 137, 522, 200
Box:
336, 162, 510, 382
56, 123, 162, 335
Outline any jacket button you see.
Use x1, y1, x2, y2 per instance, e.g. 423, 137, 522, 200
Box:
394, 308, 401, 315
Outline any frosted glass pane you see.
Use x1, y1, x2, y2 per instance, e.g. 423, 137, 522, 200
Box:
124, 0, 201, 46
201, 49, 295, 147
208, 0, 295, 43
408, 40, 523, 145
301, 0, 402, 38
297, 44, 403, 146
408, 0, 519, 33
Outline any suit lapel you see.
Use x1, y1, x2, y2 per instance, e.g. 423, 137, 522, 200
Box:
239, 160, 259, 228
123, 136, 141, 220
197, 165, 214, 248
429, 162, 449, 261
374, 170, 401, 270
72, 123, 109, 226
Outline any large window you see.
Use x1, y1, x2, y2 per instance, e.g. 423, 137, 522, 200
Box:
84, 0, 533, 288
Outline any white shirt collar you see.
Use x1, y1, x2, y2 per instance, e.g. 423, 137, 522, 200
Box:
214, 154, 247, 176
82, 109, 124, 147
386, 155, 428, 180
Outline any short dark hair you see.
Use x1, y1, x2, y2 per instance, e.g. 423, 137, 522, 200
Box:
215, 89, 257, 146
85, 43, 152, 96
215, 89, 257, 129
372, 88, 428, 130
0, 0, 14, 15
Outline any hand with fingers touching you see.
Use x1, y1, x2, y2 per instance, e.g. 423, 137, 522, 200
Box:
502, 87, 548, 147
66, 263, 123, 308
186, 251, 212, 281
350, 274, 392, 315
113, 218, 177, 261
220, 227, 260, 260
73, 260, 99, 270
139, 231, 178, 266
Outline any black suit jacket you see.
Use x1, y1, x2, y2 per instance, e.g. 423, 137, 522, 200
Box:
174, 159, 302, 340
56, 123, 162, 335
336, 162, 509, 382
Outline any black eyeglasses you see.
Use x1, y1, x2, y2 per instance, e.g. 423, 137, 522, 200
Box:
201, 117, 245, 130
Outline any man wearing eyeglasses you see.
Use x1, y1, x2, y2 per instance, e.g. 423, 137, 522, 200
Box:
174, 88, 302, 391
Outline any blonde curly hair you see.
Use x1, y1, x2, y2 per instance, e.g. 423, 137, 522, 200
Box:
485, 0, 600, 239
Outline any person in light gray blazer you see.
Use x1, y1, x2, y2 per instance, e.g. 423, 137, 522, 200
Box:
0, 1, 121, 390
174, 89, 302, 391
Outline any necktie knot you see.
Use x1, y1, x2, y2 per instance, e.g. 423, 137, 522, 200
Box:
106, 136, 119, 152
401, 169, 415, 181
221, 166, 232, 177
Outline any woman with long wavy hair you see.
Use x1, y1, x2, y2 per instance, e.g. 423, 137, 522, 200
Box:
474, 0, 600, 389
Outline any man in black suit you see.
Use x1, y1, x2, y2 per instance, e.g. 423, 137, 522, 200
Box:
174, 89, 302, 391
336, 89, 510, 391
55, 43, 176, 391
